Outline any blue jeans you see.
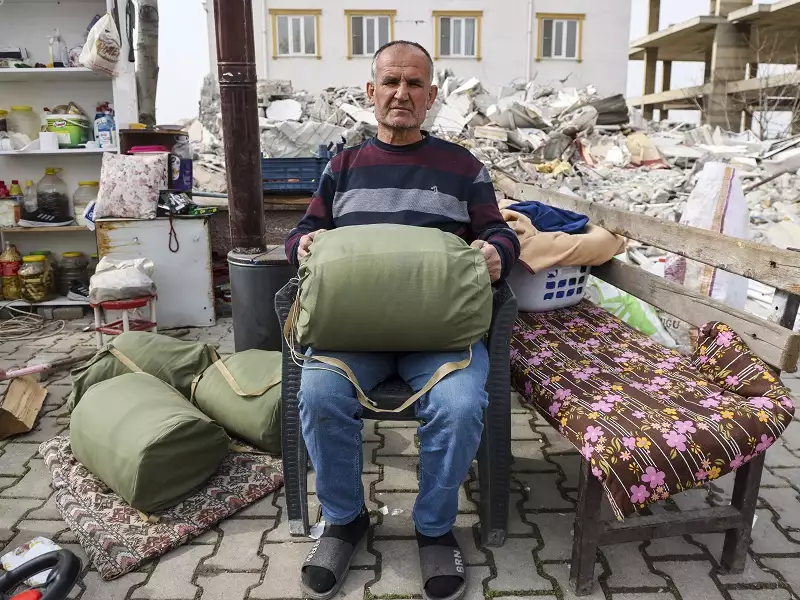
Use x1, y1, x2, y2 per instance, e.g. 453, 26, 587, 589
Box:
299, 342, 489, 537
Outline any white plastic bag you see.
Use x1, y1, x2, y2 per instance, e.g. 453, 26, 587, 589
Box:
79, 13, 120, 77
1, 537, 61, 587
89, 257, 156, 304
664, 162, 750, 354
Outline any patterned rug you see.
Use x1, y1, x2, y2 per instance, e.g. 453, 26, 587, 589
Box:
39, 436, 283, 580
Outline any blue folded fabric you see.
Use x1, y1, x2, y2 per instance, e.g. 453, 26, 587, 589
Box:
507, 201, 589, 234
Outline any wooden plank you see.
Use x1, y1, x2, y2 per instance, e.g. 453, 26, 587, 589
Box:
515, 184, 800, 294
600, 506, 743, 545
593, 259, 800, 372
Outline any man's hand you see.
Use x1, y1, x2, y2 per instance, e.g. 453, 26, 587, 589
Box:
471, 240, 501, 282
297, 229, 327, 261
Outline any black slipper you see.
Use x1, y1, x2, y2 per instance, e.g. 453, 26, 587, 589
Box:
418, 543, 468, 600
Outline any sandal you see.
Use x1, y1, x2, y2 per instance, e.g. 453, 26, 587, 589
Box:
300, 536, 363, 600
418, 544, 468, 600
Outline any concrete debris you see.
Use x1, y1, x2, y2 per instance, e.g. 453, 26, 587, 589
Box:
190, 72, 800, 257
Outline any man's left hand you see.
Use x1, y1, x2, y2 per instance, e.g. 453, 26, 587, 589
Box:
471, 240, 501, 282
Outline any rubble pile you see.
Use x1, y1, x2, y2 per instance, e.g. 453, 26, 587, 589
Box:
189, 71, 800, 246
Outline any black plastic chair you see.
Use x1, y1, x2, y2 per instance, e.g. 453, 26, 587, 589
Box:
275, 280, 518, 546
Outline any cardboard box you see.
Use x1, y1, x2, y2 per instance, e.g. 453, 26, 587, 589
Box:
0, 376, 47, 439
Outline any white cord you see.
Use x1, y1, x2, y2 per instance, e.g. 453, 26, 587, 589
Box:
0, 302, 67, 341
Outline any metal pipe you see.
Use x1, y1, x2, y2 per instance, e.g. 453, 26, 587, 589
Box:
213, 0, 266, 252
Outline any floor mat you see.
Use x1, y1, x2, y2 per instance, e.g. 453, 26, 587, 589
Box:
39, 436, 283, 580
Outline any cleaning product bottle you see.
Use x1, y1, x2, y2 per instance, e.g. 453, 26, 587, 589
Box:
170, 135, 193, 191
23, 180, 37, 213
9, 180, 22, 222
94, 104, 114, 148
107, 103, 118, 148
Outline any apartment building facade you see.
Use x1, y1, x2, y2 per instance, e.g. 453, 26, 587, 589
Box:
205, 0, 632, 97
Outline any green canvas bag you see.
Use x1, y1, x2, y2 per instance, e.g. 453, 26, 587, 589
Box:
68, 331, 219, 411
70, 372, 230, 513
191, 350, 282, 455
286, 224, 493, 414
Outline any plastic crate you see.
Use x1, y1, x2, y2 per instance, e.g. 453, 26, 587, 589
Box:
261, 157, 328, 194
507, 263, 590, 312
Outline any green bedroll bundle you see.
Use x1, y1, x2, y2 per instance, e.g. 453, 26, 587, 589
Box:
70, 372, 230, 513
68, 331, 218, 410
191, 349, 282, 455
287, 224, 493, 413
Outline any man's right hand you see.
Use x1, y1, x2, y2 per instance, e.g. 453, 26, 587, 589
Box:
297, 229, 327, 261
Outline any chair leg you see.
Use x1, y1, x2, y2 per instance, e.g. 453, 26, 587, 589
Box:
477, 423, 510, 547
569, 457, 604, 596
720, 452, 765, 574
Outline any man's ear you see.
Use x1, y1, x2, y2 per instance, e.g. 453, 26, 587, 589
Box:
366, 81, 375, 104
427, 84, 439, 110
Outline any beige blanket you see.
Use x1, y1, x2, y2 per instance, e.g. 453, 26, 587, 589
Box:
499, 199, 625, 273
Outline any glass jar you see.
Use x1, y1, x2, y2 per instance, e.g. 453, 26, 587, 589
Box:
86, 253, 99, 280
8, 106, 41, 141
27, 251, 56, 297
20, 255, 54, 303
36, 167, 70, 220
59, 251, 87, 294
0, 109, 7, 133
73, 181, 98, 227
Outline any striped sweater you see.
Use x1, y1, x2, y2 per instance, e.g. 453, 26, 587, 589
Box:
285, 134, 520, 280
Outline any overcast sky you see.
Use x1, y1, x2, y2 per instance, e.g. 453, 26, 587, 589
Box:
154, 0, 776, 124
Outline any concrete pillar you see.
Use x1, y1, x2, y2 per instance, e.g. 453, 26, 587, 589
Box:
648, 0, 661, 33
706, 22, 749, 131
644, 48, 658, 120
662, 60, 673, 92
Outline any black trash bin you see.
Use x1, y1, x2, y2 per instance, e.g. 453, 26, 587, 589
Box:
228, 247, 296, 351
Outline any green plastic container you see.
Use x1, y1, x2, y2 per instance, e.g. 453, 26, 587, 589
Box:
46, 114, 90, 148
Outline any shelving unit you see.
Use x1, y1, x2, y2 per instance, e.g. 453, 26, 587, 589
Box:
0, 147, 118, 156
3, 296, 89, 307
0, 67, 111, 83
0, 0, 137, 307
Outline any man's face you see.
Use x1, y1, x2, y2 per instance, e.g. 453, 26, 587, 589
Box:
367, 45, 438, 131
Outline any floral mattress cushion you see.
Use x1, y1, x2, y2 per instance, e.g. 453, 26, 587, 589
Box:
510, 301, 794, 520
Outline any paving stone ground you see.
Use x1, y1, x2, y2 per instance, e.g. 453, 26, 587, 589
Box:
1, 317, 799, 600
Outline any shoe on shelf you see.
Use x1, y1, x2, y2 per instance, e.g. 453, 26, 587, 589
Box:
67, 280, 90, 302
18, 209, 74, 227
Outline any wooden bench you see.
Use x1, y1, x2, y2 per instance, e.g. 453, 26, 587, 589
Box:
508, 183, 800, 596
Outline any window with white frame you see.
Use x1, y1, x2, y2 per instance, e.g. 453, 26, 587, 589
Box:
349, 13, 392, 57
273, 12, 318, 57
539, 15, 582, 60
437, 14, 480, 58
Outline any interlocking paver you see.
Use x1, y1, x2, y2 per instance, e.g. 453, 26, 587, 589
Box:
379, 427, 418, 456
0, 459, 53, 498
541, 562, 604, 600
0, 498, 39, 530
486, 538, 552, 592
197, 572, 261, 600
16, 415, 67, 443
759, 487, 800, 529
237, 493, 280, 518
511, 414, 541, 441
517, 472, 574, 511
657, 561, 726, 600
716, 555, 779, 585
603, 542, 669, 588
645, 535, 706, 558
761, 558, 800, 593
528, 512, 574, 560
205, 518, 266, 571
0, 443, 38, 477
80, 571, 148, 600
252, 541, 314, 599
764, 441, 800, 468
132, 545, 214, 599
374, 456, 419, 491
728, 590, 793, 600
750, 509, 800, 554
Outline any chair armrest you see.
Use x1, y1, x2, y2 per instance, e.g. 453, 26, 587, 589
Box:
488, 282, 518, 361
275, 279, 303, 441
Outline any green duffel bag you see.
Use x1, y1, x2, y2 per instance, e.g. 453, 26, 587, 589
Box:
288, 224, 492, 414
68, 331, 218, 411
191, 350, 282, 455
70, 372, 230, 513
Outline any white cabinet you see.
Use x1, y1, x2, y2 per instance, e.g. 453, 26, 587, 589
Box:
96, 218, 216, 328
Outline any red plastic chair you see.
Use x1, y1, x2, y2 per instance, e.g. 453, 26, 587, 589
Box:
91, 295, 157, 348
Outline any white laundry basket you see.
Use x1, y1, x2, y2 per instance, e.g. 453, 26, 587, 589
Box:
507, 263, 591, 312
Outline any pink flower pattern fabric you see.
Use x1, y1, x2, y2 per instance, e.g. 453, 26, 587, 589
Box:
511, 302, 794, 520
96, 153, 168, 219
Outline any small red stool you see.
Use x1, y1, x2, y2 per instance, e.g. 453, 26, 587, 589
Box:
92, 296, 157, 348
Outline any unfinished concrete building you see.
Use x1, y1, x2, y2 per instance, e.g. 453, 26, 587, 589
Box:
629, 0, 800, 134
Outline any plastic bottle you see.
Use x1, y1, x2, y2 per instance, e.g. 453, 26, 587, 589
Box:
9, 181, 22, 222
73, 181, 98, 226
8, 106, 41, 141
36, 167, 70, 217
94, 105, 114, 149
0, 242, 23, 300
23, 180, 37, 213
48, 29, 69, 68
170, 135, 193, 191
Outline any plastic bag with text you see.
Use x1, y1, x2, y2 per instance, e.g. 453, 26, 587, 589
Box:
89, 257, 156, 304
79, 13, 121, 77
664, 162, 750, 355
